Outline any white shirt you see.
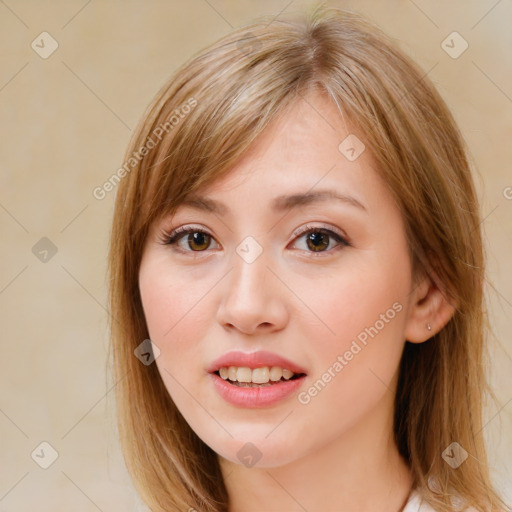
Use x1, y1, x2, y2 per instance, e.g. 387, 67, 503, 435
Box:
403, 489, 478, 512
402, 490, 437, 511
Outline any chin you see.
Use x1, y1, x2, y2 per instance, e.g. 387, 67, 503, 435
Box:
205, 432, 305, 469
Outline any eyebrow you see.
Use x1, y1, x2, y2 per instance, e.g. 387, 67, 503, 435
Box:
180, 189, 368, 216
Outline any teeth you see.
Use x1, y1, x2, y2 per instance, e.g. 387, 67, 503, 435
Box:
228, 366, 237, 380
269, 366, 282, 381
236, 367, 252, 383
252, 367, 269, 384
282, 369, 294, 380
217, 366, 298, 384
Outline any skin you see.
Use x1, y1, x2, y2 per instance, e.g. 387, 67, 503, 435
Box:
138, 89, 455, 512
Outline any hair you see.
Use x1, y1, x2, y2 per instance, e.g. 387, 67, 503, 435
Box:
107, 4, 510, 512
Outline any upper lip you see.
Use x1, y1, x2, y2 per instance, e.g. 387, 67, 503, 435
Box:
208, 350, 308, 375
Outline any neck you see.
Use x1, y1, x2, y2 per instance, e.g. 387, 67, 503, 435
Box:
219, 386, 414, 512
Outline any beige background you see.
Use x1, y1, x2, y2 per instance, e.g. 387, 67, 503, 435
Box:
0, 0, 511, 510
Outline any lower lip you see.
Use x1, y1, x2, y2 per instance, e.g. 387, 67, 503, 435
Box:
210, 373, 306, 408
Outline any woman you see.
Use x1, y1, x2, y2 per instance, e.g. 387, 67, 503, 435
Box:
108, 5, 510, 512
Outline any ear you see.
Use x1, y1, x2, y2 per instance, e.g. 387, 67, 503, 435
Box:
404, 272, 457, 343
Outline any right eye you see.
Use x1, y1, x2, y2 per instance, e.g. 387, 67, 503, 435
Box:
160, 226, 221, 253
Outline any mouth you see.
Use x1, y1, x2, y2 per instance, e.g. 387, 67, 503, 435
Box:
213, 366, 307, 388
207, 351, 308, 407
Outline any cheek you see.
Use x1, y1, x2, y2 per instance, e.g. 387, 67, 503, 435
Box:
139, 257, 214, 411
297, 261, 408, 356
139, 254, 214, 344
294, 252, 410, 414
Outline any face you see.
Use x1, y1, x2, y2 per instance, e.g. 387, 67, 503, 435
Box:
138, 90, 416, 468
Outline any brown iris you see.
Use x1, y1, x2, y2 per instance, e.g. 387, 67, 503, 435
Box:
187, 232, 211, 251
306, 231, 330, 252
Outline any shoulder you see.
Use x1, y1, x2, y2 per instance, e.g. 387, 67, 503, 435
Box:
403, 489, 479, 512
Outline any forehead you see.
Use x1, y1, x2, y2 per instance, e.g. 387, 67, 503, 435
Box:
176, 92, 380, 216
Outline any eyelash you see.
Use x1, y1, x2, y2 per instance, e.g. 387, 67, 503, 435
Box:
158, 223, 351, 257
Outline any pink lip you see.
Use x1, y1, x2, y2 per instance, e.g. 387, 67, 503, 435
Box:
207, 350, 308, 375
207, 350, 308, 408
210, 373, 306, 408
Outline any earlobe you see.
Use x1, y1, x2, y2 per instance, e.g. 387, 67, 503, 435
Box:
404, 274, 457, 344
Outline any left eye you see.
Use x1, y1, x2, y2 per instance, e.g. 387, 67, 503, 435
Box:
292, 227, 349, 253
162, 226, 349, 254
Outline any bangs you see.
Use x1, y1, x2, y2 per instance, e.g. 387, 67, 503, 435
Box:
127, 31, 325, 230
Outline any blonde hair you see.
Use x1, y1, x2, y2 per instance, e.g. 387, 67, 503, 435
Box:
108, 5, 509, 511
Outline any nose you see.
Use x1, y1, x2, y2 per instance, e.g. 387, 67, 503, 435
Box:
216, 248, 288, 335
